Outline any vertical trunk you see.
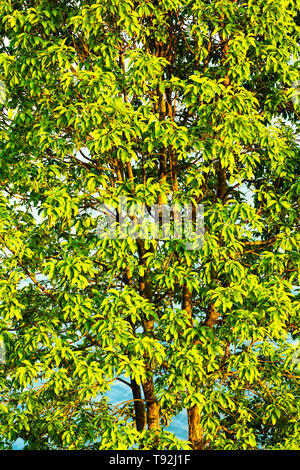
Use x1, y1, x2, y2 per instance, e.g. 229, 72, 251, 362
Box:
131, 378, 146, 432
123, 267, 147, 433
182, 283, 193, 322
204, 303, 219, 328
187, 405, 204, 450
142, 377, 160, 430
182, 284, 204, 449
138, 241, 160, 433
216, 162, 227, 201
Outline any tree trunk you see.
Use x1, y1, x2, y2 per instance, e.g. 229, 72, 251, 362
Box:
138, 241, 160, 432
131, 378, 146, 432
216, 162, 227, 201
187, 404, 204, 450
142, 378, 160, 430
123, 267, 147, 433
182, 284, 204, 449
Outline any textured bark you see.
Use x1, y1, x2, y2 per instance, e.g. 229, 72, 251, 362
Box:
183, 284, 204, 449
138, 241, 160, 432
123, 267, 147, 433
204, 303, 219, 328
182, 283, 193, 322
131, 378, 146, 432
216, 162, 227, 201
142, 377, 160, 430
187, 404, 204, 450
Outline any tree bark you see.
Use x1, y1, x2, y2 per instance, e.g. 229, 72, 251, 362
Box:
131, 378, 146, 432
204, 303, 219, 328
138, 241, 160, 432
216, 162, 227, 201
123, 268, 147, 433
182, 284, 204, 449
142, 377, 160, 430
187, 404, 204, 450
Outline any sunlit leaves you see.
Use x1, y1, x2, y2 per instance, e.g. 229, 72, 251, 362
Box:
0, 0, 299, 452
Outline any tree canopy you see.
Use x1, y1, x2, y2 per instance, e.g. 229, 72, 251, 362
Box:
0, 0, 299, 450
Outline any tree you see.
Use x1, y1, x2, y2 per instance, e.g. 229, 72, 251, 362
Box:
0, 0, 299, 450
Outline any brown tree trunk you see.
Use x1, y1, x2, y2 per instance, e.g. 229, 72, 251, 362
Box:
216, 162, 227, 201
142, 377, 160, 430
187, 405, 204, 450
123, 267, 147, 433
131, 378, 146, 432
182, 284, 204, 449
204, 303, 219, 328
138, 241, 160, 433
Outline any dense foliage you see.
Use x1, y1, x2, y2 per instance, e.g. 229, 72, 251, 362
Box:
0, 0, 299, 450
